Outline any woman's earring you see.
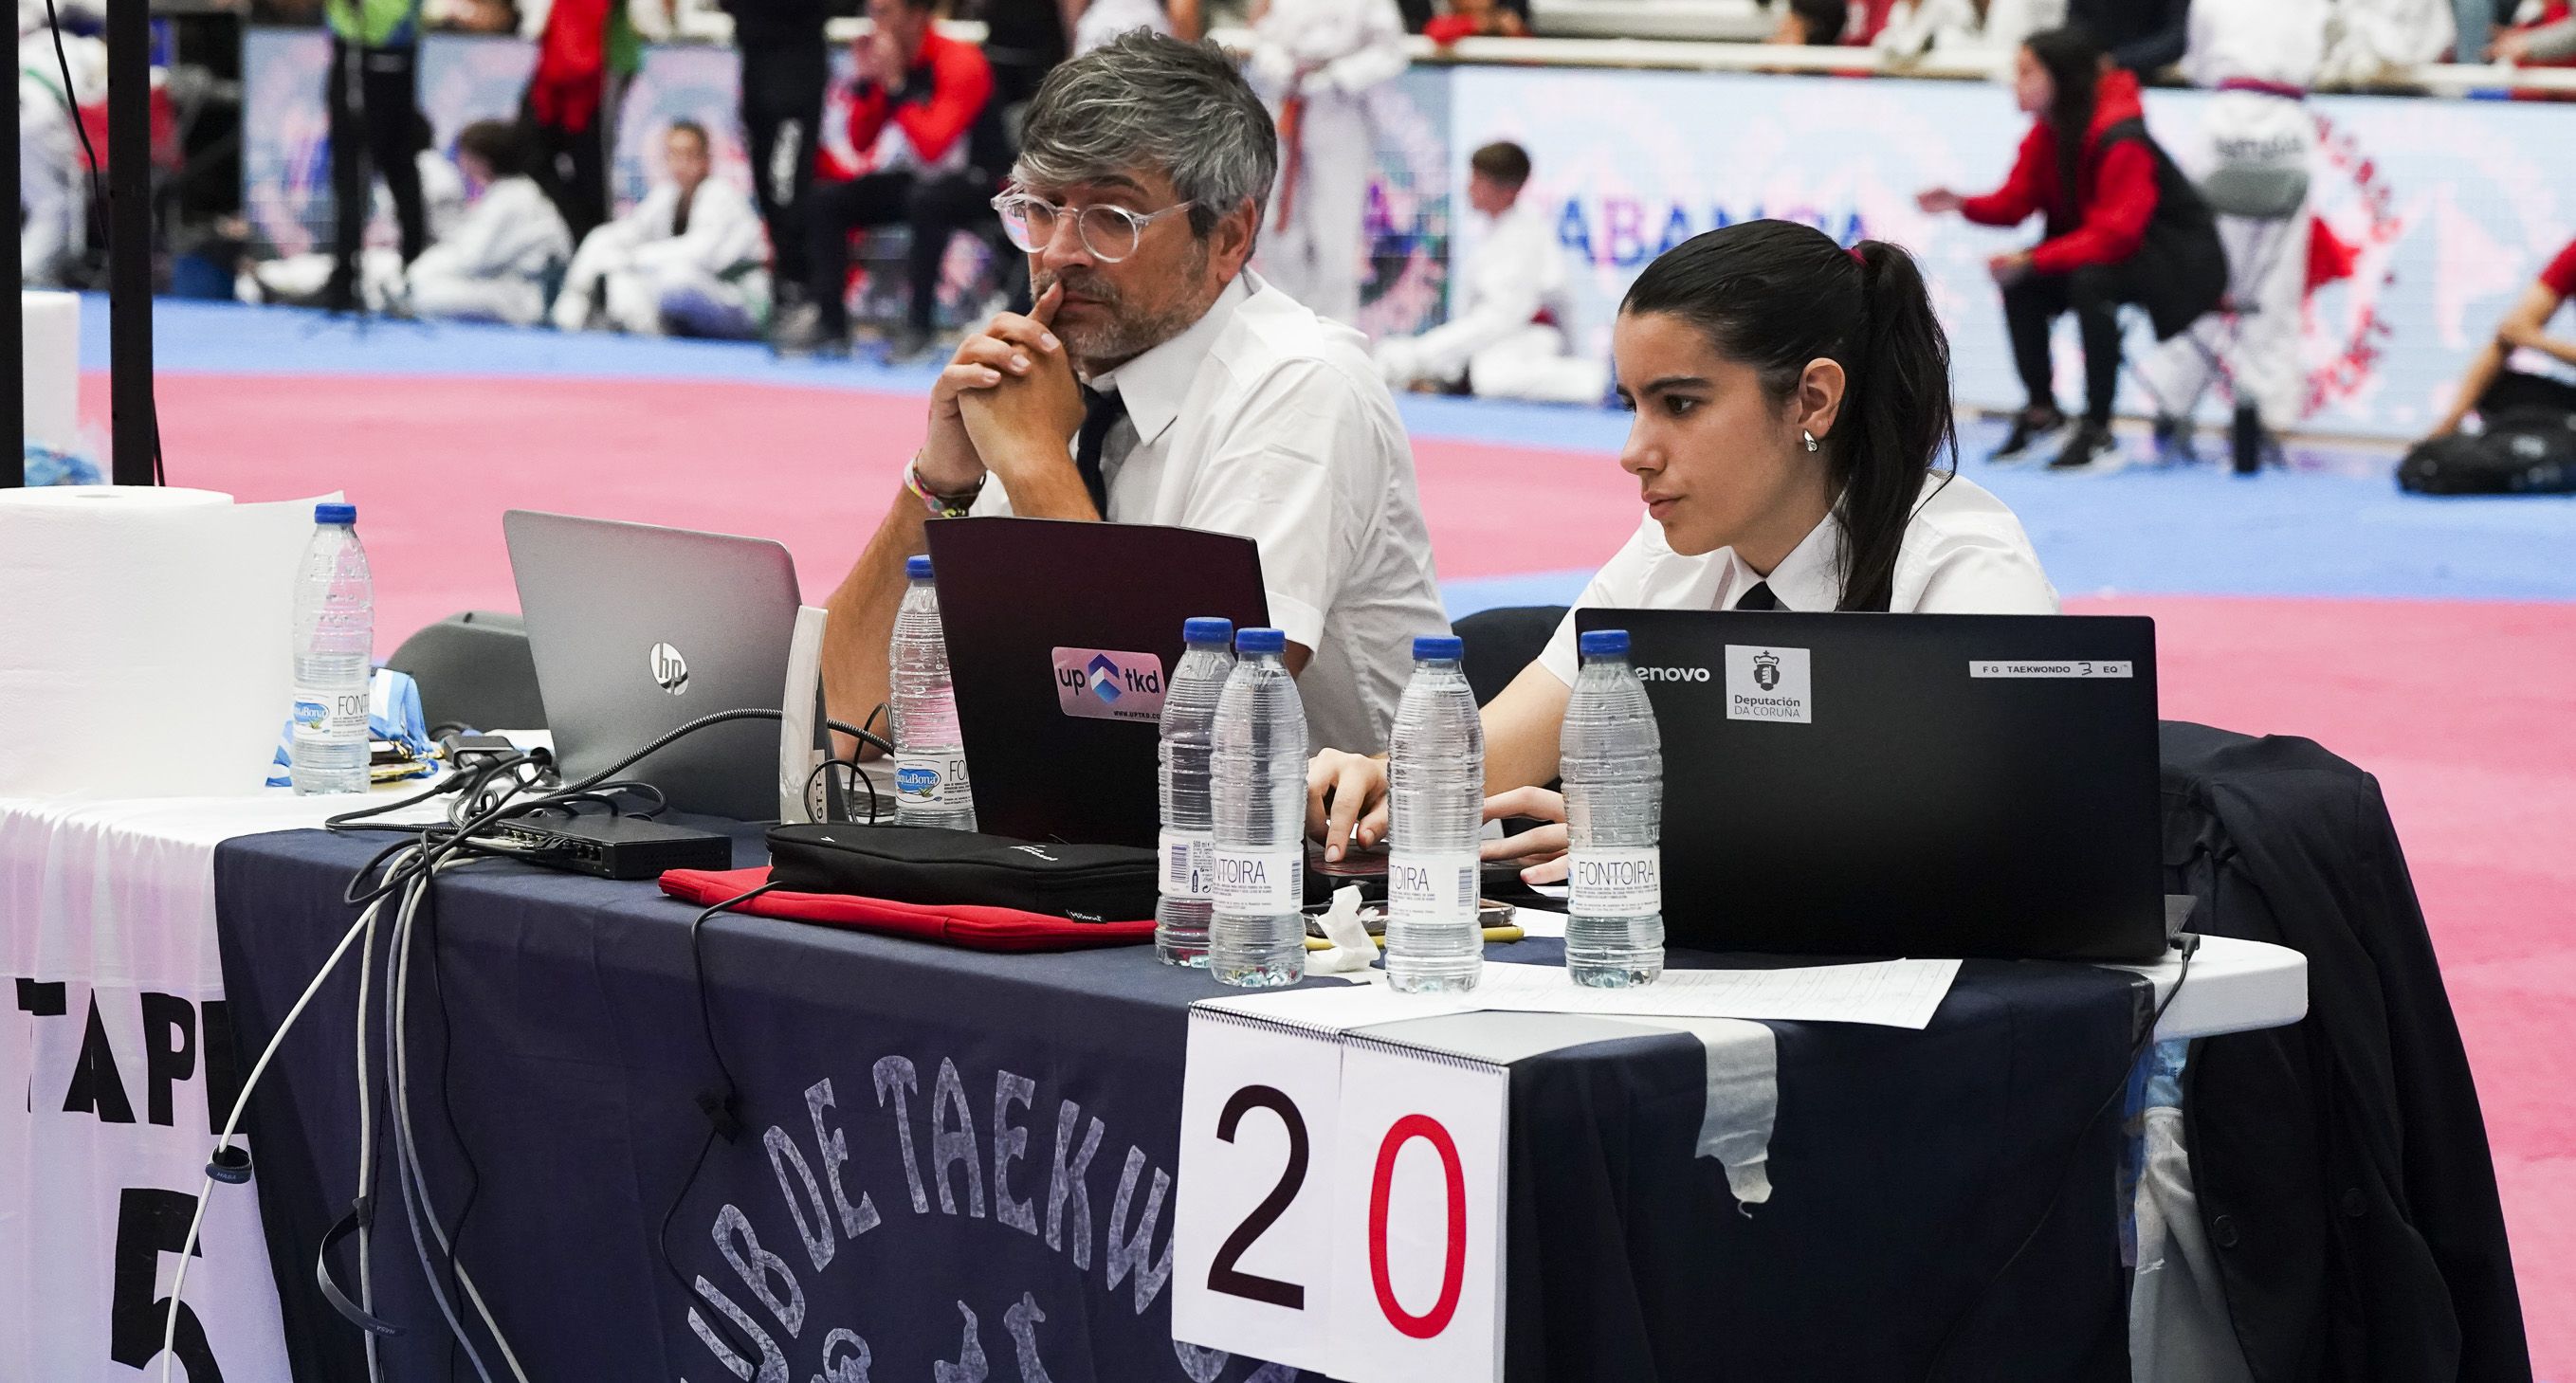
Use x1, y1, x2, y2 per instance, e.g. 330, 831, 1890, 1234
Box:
1801, 429, 1819, 453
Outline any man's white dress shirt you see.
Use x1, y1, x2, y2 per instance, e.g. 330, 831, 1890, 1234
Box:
1539, 473, 2059, 685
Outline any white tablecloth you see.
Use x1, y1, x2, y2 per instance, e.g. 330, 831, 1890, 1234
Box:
0, 793, 369, 1381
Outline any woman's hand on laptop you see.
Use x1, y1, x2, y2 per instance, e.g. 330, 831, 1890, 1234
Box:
1480, 786, 1568, 884
1306, 749, 1390, 862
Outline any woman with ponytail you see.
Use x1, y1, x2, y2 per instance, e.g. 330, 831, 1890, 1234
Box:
1919, 26, 2222, 470
1306, 218, 2057, 879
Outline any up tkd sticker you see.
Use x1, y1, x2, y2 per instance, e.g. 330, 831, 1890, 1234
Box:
1051, 647, 1167, 723
1725, 645, 1812, 724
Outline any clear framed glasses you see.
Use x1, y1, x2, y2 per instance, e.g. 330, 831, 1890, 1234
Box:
990, 191, 1197, 263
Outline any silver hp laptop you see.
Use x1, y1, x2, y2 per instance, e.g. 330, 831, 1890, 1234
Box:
503, 510, 801, 821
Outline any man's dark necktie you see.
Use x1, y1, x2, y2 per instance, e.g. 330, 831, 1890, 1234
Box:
1735, 581, 1782, 611
1074, 386, 1126, 517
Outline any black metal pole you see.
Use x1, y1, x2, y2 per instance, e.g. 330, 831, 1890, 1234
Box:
107, 0, 155, 485
3, 18, 22, 491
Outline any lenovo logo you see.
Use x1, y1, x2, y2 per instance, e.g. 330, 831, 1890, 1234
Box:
1635, 665, 1711, 682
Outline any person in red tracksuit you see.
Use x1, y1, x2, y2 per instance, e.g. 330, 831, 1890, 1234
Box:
774, 0, 1001, 359
1919, 26, 2165, 470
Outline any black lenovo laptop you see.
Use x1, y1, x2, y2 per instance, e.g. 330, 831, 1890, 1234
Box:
1572, 608, 2166, 962
924, 517, 1269, 847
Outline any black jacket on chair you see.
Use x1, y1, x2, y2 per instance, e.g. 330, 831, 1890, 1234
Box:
2160, 722, 2530, 1381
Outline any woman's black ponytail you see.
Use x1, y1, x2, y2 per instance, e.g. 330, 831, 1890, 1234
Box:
1839, 238, 1956, 612
1621, 220, 1956, 612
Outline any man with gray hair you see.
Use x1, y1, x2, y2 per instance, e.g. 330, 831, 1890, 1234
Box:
823, 31, 1447, 755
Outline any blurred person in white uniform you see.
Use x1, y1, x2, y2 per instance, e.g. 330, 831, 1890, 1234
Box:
1873, 0, 2062, 59
1246, 0, 1406, 327
2137, 0, 2327, 452
1374, 141, 1607, 406
2318, 0, 2455, 85
402, 118, 573, 325
552, 119, 770, 337
247, 111, 466, 308
1071, 0, 1198, 52
19, 0, 102, 286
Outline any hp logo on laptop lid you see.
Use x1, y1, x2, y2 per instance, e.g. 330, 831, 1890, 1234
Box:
649, 642, 690, 695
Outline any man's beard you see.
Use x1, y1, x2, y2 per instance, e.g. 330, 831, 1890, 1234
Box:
1037, 244, 1210, 372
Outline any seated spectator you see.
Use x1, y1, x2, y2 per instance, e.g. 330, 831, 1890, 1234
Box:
1874, 0, 2049, 60
1767, 0, 1847, 45
2316, 0, 2456, 84
2424, 240, 2576, 437
247, 113, 466, 309
1070, 0, 1201, 54
1916, 26, 2225, 470
1422, 0, 1526, 45
401, 118, 573, 326
771, 0, 1003, 360
1374, 141, 1606, 406
552, 119, 770, 338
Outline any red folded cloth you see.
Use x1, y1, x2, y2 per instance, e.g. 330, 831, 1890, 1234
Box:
659, 866, 1156, 954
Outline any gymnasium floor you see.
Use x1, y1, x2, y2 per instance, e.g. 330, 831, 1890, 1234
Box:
84, 297, 2576, 1375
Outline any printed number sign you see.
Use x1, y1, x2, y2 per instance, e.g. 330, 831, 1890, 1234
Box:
1327, 1044, 1507, 1382
1174, 1013, 1509, 1383
1172, 1016, 1343, 1373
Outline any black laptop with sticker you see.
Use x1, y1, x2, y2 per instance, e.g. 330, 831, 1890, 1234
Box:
924, 517, 1269, 848
1572, 609, 2165, 962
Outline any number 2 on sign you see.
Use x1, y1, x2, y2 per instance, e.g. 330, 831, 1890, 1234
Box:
1368, 1115, 1467, 1338
1208, 1085, 1308, 1309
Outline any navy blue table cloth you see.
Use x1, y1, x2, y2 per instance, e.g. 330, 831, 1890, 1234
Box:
211, 824, 2143, 1383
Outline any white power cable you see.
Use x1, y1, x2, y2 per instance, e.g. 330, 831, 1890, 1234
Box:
160, 848, 414, 1383
353, 877, 384, 1383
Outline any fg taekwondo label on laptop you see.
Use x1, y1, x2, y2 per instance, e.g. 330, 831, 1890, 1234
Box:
1969, 660, 2135, 679
1724, 645, 1813, 724
1052, 646, 1169, 722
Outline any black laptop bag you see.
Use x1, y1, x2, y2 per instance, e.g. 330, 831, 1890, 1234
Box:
766, 822, 1160, 922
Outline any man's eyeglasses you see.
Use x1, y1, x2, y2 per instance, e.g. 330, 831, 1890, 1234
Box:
990, 191, 1196, 263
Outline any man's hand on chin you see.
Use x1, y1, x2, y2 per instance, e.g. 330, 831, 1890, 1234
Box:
958, 285, 1089, 504
920, 284, 1074, 495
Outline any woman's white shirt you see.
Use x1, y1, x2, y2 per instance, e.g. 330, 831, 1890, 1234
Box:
1536, 473, 2060, 685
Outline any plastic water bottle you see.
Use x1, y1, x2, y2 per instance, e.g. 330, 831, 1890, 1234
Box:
1385, 634, 1485, 993
1156, 617, 1235, 967
289, 502, 374, 795
1561, 628, 1664, 987
1209, 628, 1307, 987
889, 555, 976, 829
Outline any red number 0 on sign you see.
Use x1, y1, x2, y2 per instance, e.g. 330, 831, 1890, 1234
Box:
1366, 1114, 1468, 1338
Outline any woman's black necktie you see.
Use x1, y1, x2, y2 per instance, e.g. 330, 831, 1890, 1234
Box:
1735, 581, 1781, 611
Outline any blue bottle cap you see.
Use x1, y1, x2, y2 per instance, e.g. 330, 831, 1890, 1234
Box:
905, 555, 934, 579
1579, 628, 1630, 659
1413, 634, 1465, 661
1183, 616, 1234, 646
1234, 627, 1287, 655
314, 502, 356, 524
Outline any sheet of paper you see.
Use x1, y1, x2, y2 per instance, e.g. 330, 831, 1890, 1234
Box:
1197, 981, 1487, 1035
1467, 958, 1960, 1030
1197, 957, 1962, 1033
